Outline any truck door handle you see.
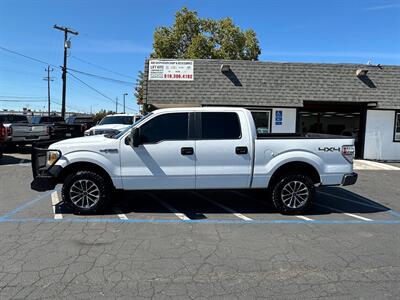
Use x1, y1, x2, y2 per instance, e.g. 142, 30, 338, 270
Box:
236, 146, 248, 155
181, 147, 194, 155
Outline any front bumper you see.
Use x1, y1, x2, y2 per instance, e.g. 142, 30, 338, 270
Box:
31, 176, 58, 192
31, 147, 62, 192
342, 172, 358, 186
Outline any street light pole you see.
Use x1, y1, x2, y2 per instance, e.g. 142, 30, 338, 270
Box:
115, 97, 118, 113
123, 93, 128, 114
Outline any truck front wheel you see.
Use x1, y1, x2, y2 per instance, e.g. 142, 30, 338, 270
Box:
271, 174, 315, 214
62, 171, 111, 214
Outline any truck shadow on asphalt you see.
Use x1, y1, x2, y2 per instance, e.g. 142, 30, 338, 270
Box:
0, 146, 32, 166
61, 187, 391, 218
0, 154, 31, 166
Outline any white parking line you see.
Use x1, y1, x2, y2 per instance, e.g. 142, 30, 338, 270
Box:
149, 194, 190, 221
18, 159, 31, 166
112, 207, 128, 220
315, 203, 372, 221
51, 191, 63, 220
296, 215, 314, 221
231, 191, 313, 221
193, 192, 253, 221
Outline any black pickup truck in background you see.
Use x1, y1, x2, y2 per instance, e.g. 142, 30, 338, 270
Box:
65, 115, 96, 132
31, 115, 95, 141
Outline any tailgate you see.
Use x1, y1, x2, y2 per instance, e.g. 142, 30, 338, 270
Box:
13, 124, 48, 137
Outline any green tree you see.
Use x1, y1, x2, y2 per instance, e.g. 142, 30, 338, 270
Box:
151, 7, 261, 60
136, 7, 261, 112
92, 109, 114, 123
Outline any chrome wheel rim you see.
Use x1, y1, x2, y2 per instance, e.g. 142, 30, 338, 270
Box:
69, 179, 100, 209
281, 180, 309, 209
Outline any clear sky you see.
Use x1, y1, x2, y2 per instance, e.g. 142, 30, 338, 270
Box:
1, 0, 399, 113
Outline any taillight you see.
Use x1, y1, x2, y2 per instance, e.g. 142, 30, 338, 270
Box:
81, 124, 87, 132
0, 127, 5, 137
7, 127, 12, 136
341, 145, 355, 163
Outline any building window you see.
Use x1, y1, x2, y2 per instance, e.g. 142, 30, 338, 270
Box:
395, 111, 400, 142
251, 110, 271, 136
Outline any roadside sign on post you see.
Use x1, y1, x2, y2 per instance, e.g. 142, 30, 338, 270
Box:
275, 110, 283, 125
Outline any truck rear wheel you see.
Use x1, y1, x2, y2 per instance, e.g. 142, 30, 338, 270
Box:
271, 174, 315, 214
62, 170, 111, 214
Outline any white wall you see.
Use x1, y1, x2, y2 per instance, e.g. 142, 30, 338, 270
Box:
271, 108, 297, 133
364, 110, 400, 161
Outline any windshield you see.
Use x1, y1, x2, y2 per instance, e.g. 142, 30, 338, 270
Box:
99, 115, 133, 125
67, 118, 93, 124
31, 116, 64, 124
114, 113, 152, 139
0, 115, 28, 123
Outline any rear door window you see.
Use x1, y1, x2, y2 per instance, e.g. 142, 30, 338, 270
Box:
200, 112, 241, 139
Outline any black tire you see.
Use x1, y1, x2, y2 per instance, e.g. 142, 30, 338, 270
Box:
271, 174, 315, 214
62, 170, 111, 214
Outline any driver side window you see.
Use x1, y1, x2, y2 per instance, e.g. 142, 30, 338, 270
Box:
140, 113, 189, 144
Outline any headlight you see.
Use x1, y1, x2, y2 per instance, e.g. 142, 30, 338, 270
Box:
46, 151, 60, 166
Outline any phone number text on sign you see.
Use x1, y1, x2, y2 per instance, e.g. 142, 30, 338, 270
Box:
149, 60, 194, 81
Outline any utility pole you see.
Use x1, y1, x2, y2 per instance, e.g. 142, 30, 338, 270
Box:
123, 93, 128, 114
53, 24, 78, 118
115, 97, 118, 113
43, 66, 54, 117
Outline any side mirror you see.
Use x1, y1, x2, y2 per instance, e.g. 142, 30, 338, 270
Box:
131, 127, 141, 148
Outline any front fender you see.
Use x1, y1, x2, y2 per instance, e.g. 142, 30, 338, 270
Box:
55, 150, 122, 188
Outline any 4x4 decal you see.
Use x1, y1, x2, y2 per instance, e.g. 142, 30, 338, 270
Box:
318, 147, 340, 152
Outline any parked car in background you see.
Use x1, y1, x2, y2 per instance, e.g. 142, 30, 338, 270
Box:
84, 114, 141, 136
31, 115, 93, 140
0, 114, 50, 146
0, 122, 6, 159
32, 107, 357, 214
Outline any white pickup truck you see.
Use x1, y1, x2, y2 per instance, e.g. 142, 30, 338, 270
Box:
31, 107, 357, 214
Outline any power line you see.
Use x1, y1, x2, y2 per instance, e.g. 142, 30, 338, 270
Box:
71, 55, 135, 80
0, 95, 49, 99
0, 46, 137, 87
68, 72, 138, 112
67, 67, 135, 85
0, 45, 59, 69
68, 72, 116, 103
0, 46, 138, 113
0, 99, 46, 102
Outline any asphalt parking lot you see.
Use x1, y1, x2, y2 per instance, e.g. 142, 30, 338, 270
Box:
0, 151, 400, 299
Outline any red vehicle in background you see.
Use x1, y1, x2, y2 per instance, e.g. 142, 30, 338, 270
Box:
0, 122, 7, 159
